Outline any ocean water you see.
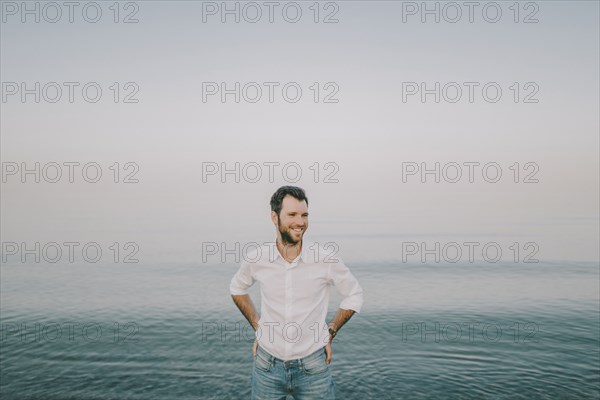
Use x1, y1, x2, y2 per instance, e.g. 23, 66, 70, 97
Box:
1, 261, 599, 399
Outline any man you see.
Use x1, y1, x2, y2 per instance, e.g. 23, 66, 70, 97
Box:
229, 186, 364, 400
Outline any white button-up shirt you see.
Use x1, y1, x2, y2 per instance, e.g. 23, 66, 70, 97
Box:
229, 240, 364, 361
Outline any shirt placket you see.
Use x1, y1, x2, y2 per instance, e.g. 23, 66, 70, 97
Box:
284, 261, 296, 359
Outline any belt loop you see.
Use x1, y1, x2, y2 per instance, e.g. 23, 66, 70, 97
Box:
268, 349, 274, 365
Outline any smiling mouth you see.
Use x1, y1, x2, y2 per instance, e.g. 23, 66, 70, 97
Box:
292, 228, 304, 233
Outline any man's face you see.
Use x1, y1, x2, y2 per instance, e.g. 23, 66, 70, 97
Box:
272, 195, 309, 245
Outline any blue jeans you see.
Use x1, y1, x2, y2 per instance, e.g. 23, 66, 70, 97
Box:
251, 345, 335, 400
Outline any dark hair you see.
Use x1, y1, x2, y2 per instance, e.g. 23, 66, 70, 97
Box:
270, 186, 308, 216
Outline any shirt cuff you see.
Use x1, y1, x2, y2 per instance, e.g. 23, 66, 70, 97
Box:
229, 284, 249, 296
340, 297, 363, 314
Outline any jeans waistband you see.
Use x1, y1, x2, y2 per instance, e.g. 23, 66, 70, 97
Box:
257, 345, 325, 367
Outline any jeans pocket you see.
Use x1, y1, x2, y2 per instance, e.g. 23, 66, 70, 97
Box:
254, 351, 273, 373
302, 352, 329, 375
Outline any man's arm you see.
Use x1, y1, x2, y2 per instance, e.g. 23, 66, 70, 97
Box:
324, 308, 356, 364
231, 294, 260, 331
327, 258, 363, 337
229, 260, 258, 330
328, 308, 355, 337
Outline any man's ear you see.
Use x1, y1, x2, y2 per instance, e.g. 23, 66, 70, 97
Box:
271, 211, 278, 226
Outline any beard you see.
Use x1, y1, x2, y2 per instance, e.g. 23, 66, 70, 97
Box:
277, 218, 302, 245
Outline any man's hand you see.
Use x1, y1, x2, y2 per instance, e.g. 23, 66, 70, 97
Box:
324, 342, 332, 364
253, 338, 258, 357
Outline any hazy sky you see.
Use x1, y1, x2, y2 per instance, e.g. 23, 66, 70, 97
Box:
1, 1, 598, 264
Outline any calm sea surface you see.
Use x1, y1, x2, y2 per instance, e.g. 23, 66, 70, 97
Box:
1, 261, 599, 399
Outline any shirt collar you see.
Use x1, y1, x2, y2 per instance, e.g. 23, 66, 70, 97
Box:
271, 240, 311, 265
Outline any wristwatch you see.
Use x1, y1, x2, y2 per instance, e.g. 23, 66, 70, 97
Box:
328, 327, 337, 340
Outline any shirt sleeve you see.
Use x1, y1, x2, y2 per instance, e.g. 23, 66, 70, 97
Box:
328, 258, 364, 313
229, 261, 255, 295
